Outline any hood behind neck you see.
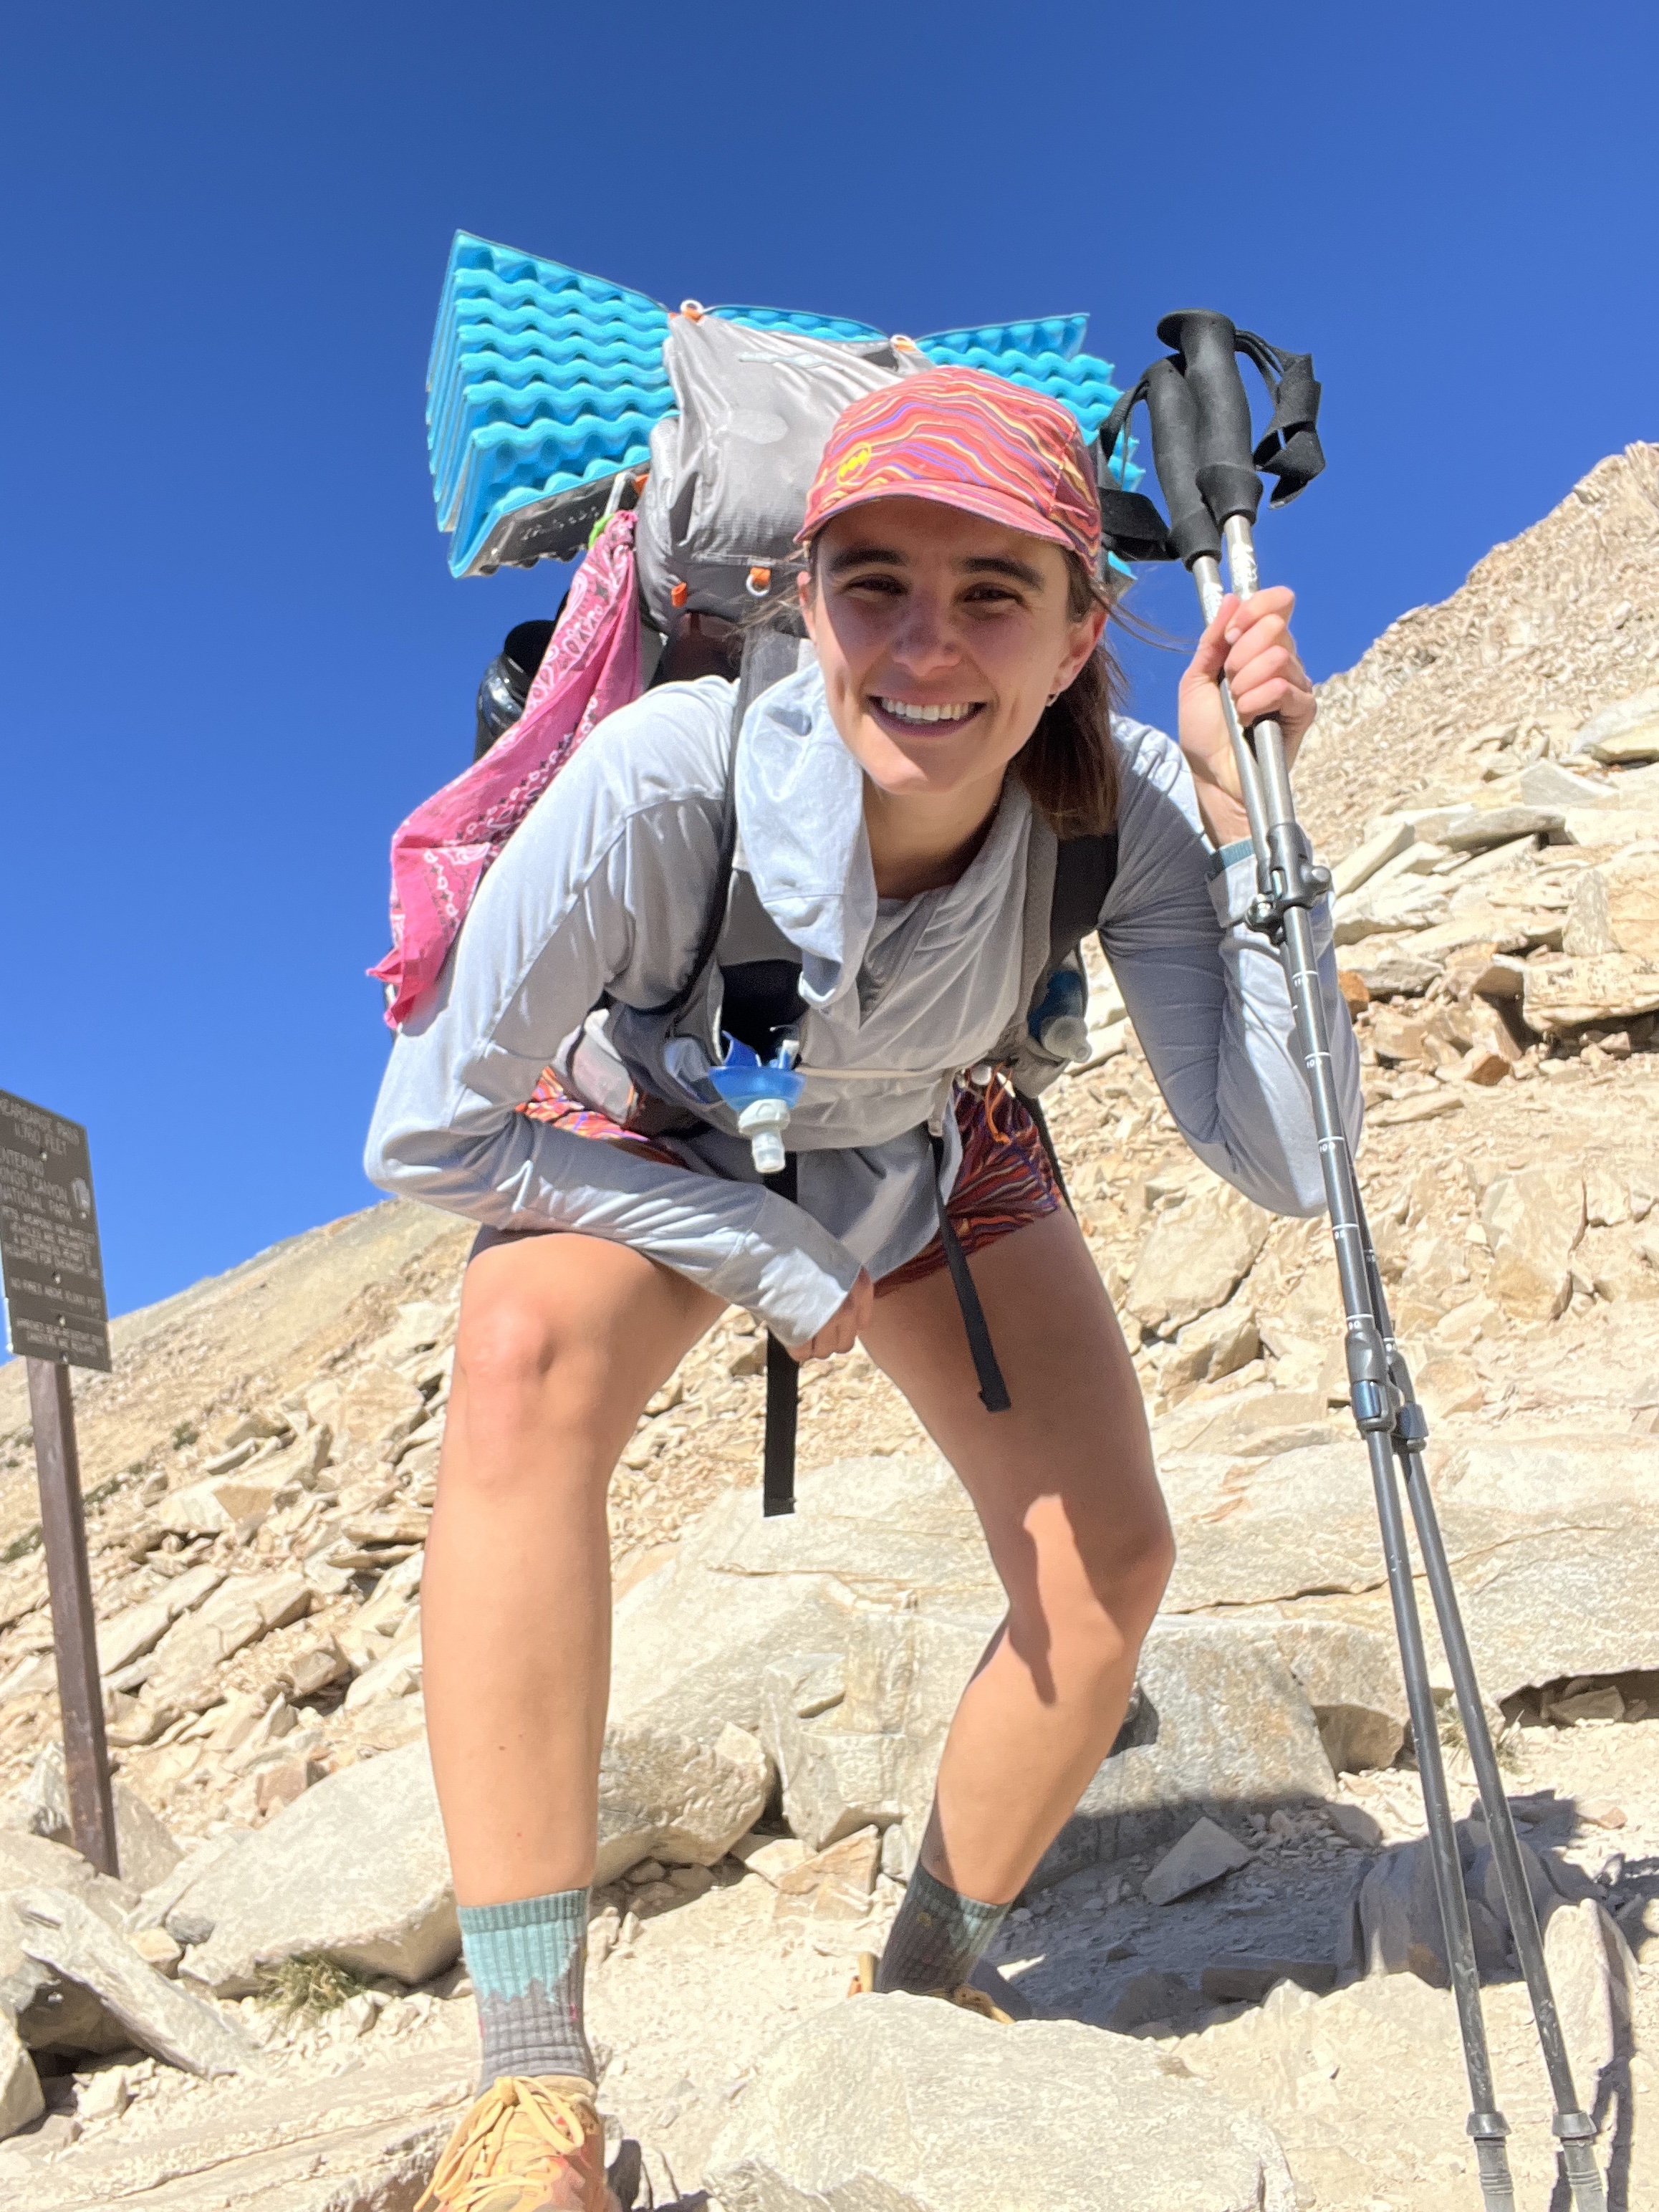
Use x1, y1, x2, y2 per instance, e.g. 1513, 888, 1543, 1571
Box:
735, 663, 1032, 1014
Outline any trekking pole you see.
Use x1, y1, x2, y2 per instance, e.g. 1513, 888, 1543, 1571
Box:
1100, 316, 1605, 2212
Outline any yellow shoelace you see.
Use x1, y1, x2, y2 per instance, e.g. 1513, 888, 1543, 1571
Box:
416, 2077, 596, 2212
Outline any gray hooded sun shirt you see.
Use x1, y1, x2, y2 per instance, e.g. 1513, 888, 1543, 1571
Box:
365, 665, 1362, 1342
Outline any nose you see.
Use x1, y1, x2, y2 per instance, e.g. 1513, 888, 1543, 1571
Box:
888, 588, 961, 678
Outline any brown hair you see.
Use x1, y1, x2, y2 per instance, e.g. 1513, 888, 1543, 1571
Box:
1019, 553, 1120, 837
792, 542, 1122, 838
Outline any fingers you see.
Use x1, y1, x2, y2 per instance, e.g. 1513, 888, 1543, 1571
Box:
1222, 593, 1312, 734
1183, 593, 1236, 685
790, 1269, 875, 1365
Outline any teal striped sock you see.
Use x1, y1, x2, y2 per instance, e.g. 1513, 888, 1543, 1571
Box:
875, 1860, 1010, 1995
458, 1888, 595, 2089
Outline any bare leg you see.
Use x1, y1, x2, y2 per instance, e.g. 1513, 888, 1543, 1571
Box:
860, 1207, 1173, 1903
423, 1232, 724, 1906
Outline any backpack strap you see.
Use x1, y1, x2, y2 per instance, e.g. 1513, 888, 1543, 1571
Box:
1047, 833, 1120, 976
1011, 830, 1122, 1210
651, 624, 802, 1024
653, 624, 808, 1516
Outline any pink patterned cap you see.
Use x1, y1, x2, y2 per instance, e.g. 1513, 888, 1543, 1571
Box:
799, 363, 1101, 567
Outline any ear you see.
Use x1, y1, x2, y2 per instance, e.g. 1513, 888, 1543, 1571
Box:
1053, 603, 1107, 693
797, 567, 818, 645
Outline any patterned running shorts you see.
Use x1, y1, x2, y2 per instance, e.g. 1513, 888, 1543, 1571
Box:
514, 1069, 1063, 1295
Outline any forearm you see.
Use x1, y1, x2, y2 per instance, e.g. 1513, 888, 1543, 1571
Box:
367, 1072, 861, 1343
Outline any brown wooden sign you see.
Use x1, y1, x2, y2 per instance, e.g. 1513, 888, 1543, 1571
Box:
0, 1088, 119, 1876
0, 1089, 112, 1372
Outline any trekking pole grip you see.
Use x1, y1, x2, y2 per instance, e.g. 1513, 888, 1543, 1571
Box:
1142, 358, 1221, 567
1156, 310, 1262, 529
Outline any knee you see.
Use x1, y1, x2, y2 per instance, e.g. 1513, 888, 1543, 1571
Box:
448, 1290, 612, 1463
1015, 1499, 1175, 1685
1100, 1508, 1176, 1635
453, 1293, 564, 1407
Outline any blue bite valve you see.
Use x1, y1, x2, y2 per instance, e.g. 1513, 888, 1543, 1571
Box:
706, 1039, 807, 1175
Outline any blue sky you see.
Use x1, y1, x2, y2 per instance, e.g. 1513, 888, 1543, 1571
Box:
3, 1, 1654, 1324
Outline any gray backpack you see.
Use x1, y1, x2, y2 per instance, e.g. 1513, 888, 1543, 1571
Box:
634, 314, 927, 630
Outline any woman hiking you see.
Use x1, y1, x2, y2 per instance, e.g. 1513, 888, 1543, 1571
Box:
366, 365, 1357, 2212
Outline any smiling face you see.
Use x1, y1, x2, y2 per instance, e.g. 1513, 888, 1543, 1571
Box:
799, 497, 1105, 811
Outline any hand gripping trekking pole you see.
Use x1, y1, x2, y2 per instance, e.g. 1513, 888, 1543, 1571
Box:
1101, 314, 1605, 2212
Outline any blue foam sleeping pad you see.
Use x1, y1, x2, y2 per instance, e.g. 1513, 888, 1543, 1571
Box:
428, 232, 1140, 579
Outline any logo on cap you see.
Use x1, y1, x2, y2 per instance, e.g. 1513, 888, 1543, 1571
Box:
835, 442, 873, 489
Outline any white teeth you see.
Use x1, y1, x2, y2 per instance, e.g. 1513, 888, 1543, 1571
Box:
877, 698, 976, 724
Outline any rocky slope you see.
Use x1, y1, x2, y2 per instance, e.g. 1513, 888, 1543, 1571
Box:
4, 445, 1659, 2208
1296, 440, 1659, 855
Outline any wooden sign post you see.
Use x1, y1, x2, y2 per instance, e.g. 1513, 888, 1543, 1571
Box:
0, 1089, 119, 1877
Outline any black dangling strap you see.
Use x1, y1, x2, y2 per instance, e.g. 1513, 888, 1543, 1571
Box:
1014, 1089, 1072, 1213
761, 1153, 799, 1516
763, 1332, 799, 1516
929, 1130, 1012, 1414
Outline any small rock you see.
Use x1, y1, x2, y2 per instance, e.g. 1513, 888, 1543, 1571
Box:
0, 2011, 43, 2140
143, 1571, 312, 1713
1104, 1968, 1196, 2032
1614, 1894, 1659, 1963
130, 1925, 183, 1976
1577, 1798, 1627, 1829
772, 1829, 881, 1923
1549, 1686, 1625, 1725
1325, 1803, 1385, 1849
292, 1423, 335, 1488
1125, 1183, 1274, 1337
1143, 1817, 1253, 1906
1523, 951, 1659, 1032
1481, 1168, 1585, 1320
14, 1888, 261, 2075
1574, 688, 1659, 763
344, 1627, 423, 1711
1439, 804, 1563, 850
332, 1367, 429, 1455
1544, 1899, 1635, 2094
200, 1440, 260, 1479
668, 1864, 716, 1898
255, 1759, 323, 1817
77, 2062, 131, 2120
625, 1860, 667, 1887
1560, 807, 1659, 848
1462, 1047, 1511, 1086
1414, 1356, 1485, 1420
1370, 1089, 1465, 1127
9, 1744, 182, 1893
1339, 942, 1445, 999
374, 1301, 450, 1364
1329, 818, 1415, 900
731, 1835, 810, 1886
284, 1636, 350, 1701
1164, 1303, 1260, 1391
1198, 1958, 1337, 2006
336, 1991, 381, 2039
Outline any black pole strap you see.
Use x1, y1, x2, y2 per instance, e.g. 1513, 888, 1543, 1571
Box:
929, 1131, 1011, 1414
1098, 314, 1324, 567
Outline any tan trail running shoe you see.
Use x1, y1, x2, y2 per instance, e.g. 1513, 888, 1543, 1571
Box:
416, 2076, 620, 2212
847, 1951, 1014, 2024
